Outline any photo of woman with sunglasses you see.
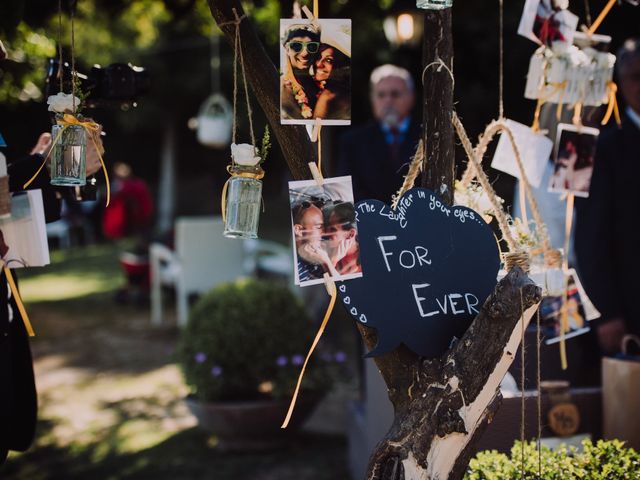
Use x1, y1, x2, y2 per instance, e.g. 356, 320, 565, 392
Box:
280, 19, 351, 125
289, 176, 362, 287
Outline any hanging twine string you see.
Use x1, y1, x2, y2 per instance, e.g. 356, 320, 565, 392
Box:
536, 307, 542, 479
282, 274, 336, 428
4, 266, 35, 337
584, 0, 593, 28
24, 115, 111, 206
454, 114, 554, 260
499, 0, 505, 119
519, 288, 526, 480
223, 9, 255, 147
391, 140, 424, 209
219, 9, 262, 222
70, 4, 76, 113
452, 113, 519, 253
57, 0, 64, 93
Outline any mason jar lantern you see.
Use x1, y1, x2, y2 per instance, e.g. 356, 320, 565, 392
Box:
50, 120, 87, 186
223, 163, 263, 239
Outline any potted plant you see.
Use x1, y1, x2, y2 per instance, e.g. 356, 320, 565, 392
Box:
177, 278, 334, 450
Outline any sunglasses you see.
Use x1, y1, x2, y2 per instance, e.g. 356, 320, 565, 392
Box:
287, 41, 320, 54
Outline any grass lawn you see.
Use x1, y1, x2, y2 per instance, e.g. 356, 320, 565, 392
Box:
3, 242, 350, 480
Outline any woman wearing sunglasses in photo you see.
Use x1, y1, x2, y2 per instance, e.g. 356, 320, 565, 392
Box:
281, 24, 322, 119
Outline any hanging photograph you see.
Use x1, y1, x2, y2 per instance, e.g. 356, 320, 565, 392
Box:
541, 269, 600, 345
490, 119, 554, 188
289, 176, 361, 286
548, 123, 599, 198
517, 0, 579, 47
280, 18, 351, 125
0, 190, 50, 268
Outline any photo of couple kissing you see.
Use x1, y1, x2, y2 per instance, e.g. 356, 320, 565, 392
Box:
290, 177, 362, 286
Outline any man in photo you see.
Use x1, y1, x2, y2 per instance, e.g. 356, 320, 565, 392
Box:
281, 23, 321, 120
576, 38, 640, 354
336, 64, 420, 202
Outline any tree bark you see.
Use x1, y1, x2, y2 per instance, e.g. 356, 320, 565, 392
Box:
207, 1, 316, 181
421, 9, 455, 206
206, 3, 542, 479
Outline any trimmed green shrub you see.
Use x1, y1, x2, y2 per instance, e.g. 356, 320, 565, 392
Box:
466, 439, 640, 480
177, 278, 333, 402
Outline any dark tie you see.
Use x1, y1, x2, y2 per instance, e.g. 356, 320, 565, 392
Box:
389, 127, 401, 167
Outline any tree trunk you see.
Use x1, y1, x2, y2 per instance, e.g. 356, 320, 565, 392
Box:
207, 2, 542, 478
421, 9, 455, 206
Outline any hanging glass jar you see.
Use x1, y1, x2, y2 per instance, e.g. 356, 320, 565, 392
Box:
223, 144, 264, 239
50, 115, 87, 186
416, 0, 453, 9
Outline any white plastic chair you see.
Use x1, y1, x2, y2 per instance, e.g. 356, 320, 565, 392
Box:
150, 216, 246, 327
150, 217, 294, 327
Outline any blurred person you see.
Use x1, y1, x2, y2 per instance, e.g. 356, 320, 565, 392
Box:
102, 162, 153, 241
335, 64, 420, 202
575, 38, 640, 355
0, 39, 104, 465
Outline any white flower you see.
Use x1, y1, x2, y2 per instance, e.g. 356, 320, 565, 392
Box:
47, 93, 81, 113
231, 143, 261, 166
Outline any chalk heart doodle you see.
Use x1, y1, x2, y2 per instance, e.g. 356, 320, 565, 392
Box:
337, 188, 500, 358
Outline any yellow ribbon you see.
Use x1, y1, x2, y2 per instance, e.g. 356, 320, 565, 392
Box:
220, 164, 265, 222
282, 273, 336, 429
23, 114, 111, 207
601, 81, 622, 127
588, 0, 617, 35
531, 81, 566, 132
4, 267, 34, 337
558, 193, 575, 371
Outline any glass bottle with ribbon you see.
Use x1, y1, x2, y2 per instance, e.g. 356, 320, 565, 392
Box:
222, 143, 264, 239
46, 93, 87, 186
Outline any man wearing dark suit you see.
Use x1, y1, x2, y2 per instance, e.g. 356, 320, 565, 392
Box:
336, 64, 420, 203
575, 38, 640, 355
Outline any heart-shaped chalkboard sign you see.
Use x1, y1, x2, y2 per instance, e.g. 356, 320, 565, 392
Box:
338, 188, 500, 358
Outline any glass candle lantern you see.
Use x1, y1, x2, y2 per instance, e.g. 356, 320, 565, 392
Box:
50, 121, 87, 186
223, 164, 263, 239
416, 0, 453, 9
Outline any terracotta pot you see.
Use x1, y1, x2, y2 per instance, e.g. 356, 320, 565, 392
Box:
185, 394, 321, 451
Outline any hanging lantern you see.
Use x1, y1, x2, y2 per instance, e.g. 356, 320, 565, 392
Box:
416, 0, 453, 10
50, 116, 87, 186
223, 143, 264, 239
196, 93, 233, 149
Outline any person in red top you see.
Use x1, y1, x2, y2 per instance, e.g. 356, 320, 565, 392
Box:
102, 162, 153, 240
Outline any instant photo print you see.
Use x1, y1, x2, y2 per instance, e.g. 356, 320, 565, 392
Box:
548, 123, 599, 198
280, 18, 352, 126
289, 176, 361, 286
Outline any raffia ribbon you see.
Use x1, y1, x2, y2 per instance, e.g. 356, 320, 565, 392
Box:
601, 81, 622, 126
23, 114, 110, 207
391, 140, 424, 210
282, 273, 336, 428
4, 266, 34, 337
